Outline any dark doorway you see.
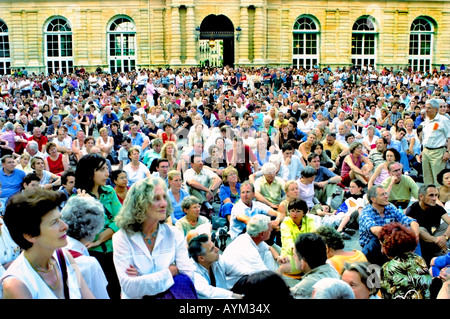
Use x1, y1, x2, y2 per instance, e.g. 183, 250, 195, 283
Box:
199, 14, 234, 67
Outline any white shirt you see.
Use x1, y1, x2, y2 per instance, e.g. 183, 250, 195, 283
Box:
112, 224, 194, 299
65, 236, 109, 299
422, 113, 450, 149
191, 258, 234, 299
221, 233, 278, 289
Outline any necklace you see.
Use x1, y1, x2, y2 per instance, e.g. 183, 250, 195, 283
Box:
25, 255, 59, 290
141, 225, 159, 245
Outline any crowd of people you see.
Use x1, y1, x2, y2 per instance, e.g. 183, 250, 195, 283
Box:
0, 62, 449, 300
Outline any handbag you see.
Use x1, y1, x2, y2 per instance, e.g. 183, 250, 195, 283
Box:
56, 248, 70, 299
144, 273, 198, 299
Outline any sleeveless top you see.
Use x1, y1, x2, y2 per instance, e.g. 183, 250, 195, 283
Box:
0, 250, 82, 299
374, 167, 390, 185
341, 154, 362, 177
47, 153, 64, 175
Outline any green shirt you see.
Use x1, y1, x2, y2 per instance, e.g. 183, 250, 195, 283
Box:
88, 185, 122, 253
381, 175, 419, 202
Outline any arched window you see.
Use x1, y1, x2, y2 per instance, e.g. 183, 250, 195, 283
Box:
0, 20, 10, 75
108, 17, 136, 73
292, 16, 319, 70
351, 17, 377, 70
408, 18, 434, 72
45, 17, 73, 75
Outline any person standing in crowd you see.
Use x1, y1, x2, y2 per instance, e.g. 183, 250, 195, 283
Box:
420, 99, 450, 186
75, 153, 122, 299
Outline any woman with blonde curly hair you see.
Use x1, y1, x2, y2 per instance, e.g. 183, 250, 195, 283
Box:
160, 141, 179, 171
113, 177, 195, 299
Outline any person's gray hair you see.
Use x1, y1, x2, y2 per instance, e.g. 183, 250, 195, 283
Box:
301, 165, 317, 178
261, 162, 277, 175
115, 177, 173, 233
246, 214, 271, 237
268, 154, 282, 167
426, 99, 440, 109
61, 195, 105, 242
181, 195, 201, 211
312, 278, 355, 299
4, 122, 14, 131
418, 184, 437, 198
27, 140, 39, 151
367, 185, 384, 204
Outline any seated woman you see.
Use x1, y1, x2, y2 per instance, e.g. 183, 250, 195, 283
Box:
218, 166, 241, 223
316, 225, 367, 275
61, 194, 110, 299
298, 131, 317, 167
160, 141, 179, 172
112, 177, 195, 299
111, 169, 129, 205
15, 153, 33, 174
44, 142, 69, 176
368, 148, 400, 188
123, 147, 151, 187
31, 156, 61, 190
341, 262, 381, 299
0, 189, 94, 299
167, 170, 189, 226
437, 168, 450, 205
340, 142, 373, 187
175, 196, 211, 238
204, 144, 227, 178
297, 165, 319, 210
310, 141, 335, 171
280, 198, 316, 275
379, 222, 432, 299
254, 137, 271, 167
96, 127, 114, 159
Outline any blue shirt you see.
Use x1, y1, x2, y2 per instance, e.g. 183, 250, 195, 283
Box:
230, 200, 271, 240
314, 166, 337, 183
0, 168, 26, 200
168, 187, 190, 225
103, 113, 119, 126
359, 203, 416, 253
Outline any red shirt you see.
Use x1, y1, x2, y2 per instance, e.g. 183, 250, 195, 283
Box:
27, 135, 48, 152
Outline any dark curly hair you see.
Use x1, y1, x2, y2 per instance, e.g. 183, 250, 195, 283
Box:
379, 222, 417, 258
316, 225, 345, 251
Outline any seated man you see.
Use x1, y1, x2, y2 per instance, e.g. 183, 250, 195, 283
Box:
142, 138, 162, 170
280, 143, 303, 182
405, 184, 450, 265
290, 233, 340, 299
221, 214, 290, 290
188, 234, 243, 299
359, 185, 419, 266
254, 162, 285, 211
183, 154, 222, 216
381, 161, 419, 209
229, 181, 284, 241
307, 152, 342, 206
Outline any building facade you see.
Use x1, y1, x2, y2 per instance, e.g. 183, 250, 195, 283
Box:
0, 0, 449, 74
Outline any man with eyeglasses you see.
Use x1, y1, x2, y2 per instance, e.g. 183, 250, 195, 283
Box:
381, 161, 419, 209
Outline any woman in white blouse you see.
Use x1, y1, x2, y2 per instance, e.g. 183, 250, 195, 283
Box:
113, 177, 194, 299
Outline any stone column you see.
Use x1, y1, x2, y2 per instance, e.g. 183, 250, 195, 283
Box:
150, 8, 166, 66
237, 6, 250, 65
253, 5, 265, 65
185, 5, 197, 66
170, 6, 182, 66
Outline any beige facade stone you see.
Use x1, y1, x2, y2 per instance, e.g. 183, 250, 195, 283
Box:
0, 0, 448, 73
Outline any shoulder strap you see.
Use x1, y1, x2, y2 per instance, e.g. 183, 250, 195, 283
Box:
56, 248, 70, 299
